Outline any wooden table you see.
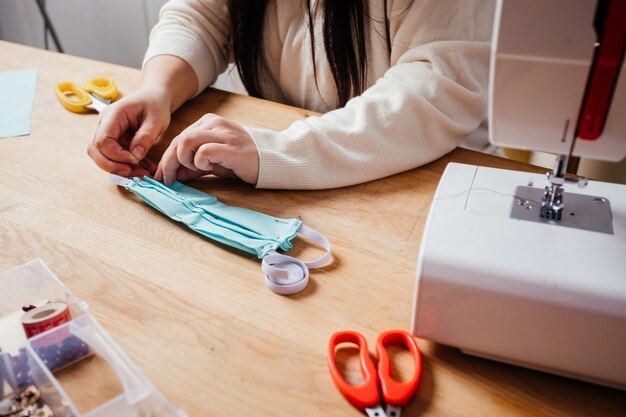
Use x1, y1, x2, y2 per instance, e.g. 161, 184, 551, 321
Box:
0, 40, 623, 416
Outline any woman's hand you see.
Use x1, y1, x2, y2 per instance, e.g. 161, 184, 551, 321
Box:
87, 86, 171, 177
155, 113, 259, 186
87, 55, 199, 178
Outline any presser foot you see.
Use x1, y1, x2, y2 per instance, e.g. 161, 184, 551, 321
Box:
511, 185, 614, 234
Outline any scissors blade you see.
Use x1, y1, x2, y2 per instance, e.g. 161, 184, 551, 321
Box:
86, 93, 108, 113
92, 94, 112, 105
365, 405, 387, 417
385, 405, 402, 417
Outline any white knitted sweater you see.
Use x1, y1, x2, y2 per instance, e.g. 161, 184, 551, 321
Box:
145, 0, 495, 189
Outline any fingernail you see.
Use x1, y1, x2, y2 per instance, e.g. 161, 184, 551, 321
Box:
113, 170, 130, 177
131, 146, 145, 161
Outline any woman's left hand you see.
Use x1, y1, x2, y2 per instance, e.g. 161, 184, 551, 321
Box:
155, 114, 259, 185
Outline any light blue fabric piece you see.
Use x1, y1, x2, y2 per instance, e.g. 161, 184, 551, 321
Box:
0, 69, 37, 139
125, 177, 302, 258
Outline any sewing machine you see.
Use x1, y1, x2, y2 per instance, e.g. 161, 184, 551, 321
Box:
411, 0, 626, 389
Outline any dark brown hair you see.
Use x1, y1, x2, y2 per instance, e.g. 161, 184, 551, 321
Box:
227, 0, 391, 107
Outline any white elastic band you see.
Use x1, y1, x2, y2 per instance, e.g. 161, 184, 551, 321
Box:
262, 224, 332, 295
109, 173, 130, 187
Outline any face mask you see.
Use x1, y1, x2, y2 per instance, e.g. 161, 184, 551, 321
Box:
109, 175, 331, 295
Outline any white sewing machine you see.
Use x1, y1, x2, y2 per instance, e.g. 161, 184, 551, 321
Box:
411, 0, 626, 389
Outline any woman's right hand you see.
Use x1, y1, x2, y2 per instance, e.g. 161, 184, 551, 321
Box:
87, 86, 171, 178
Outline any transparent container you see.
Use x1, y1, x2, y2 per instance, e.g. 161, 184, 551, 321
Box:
0, 260, 186, 417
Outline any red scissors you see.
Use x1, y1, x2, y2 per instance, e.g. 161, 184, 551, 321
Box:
327, 330, 422, 417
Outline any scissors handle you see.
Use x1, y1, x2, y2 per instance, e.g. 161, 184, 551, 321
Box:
55, 82, 92, 113
84, 78, 118, 102
327, 331, 380, 411
376, 330, 422, 407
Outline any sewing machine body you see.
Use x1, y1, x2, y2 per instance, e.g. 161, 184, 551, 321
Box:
411, 163, 626, 388
412, 0, 626, 388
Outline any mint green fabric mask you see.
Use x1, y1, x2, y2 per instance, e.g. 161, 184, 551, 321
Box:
110, 175, 331, 295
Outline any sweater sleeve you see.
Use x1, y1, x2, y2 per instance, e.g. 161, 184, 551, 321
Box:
143, 0, 230, 95
248, 0, 495, 189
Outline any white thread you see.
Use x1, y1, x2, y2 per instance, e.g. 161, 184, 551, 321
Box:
434, 187, 543, 205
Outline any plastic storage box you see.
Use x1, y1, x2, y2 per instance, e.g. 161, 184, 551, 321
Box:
0, 259, 185, 417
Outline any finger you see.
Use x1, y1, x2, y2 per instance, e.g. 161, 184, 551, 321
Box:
177, 131, 224, 171
154, 165, 163, 182
128, 114, 162, 161
154, 138, 174, 181
95, 136, 138, 165
159, 140, 182, 185
94, 108, 139, 164
87, 142, 132, 176
193, 113, 220, 129
193, 142, 230, 171
176, 133, 199, 171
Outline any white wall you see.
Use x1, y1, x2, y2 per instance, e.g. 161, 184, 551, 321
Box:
0, 0, 167, 68
0, 0, 237, 91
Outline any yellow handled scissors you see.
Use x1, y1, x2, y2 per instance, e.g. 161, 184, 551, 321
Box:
55, 78, 118, 113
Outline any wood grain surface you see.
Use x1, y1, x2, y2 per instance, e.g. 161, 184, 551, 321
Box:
0, 40, 623, 416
